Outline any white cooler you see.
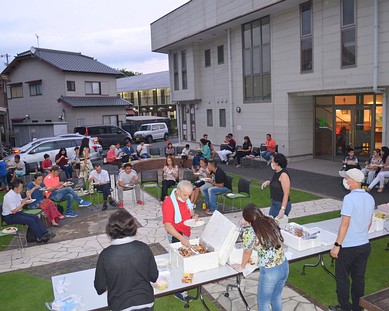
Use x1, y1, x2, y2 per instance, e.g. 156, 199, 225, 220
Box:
281, 222, 322, 251
169, 211, 240, 273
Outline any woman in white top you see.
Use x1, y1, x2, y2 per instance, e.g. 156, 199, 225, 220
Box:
160, 156, 179, 202
190, 158, 211, 204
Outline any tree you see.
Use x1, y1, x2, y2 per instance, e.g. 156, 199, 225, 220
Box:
118, 69, 142, 77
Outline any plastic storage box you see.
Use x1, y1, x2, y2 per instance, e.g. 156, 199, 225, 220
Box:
281, 222, 322, 251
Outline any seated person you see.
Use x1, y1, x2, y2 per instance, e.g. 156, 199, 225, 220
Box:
361, 148, 382, 184
44, 165, 92, 218
136, 141, 152, 159
2, 179, 55, 243
342, 148, 360, 171
216, 134, 236, 164
55, 148, 73, 180
165, 142, 175, 157
117, 163, 143, 208
236, 136, 253, 167
201, 160, 229, 215
192, 139, 211, 169
106, 145, 122, 169
161, 156, 179, 202
41, 153, 52, 174
180, 144, 191, 167
114, 143, 124, 158
70, 147, 80, 178
0, 155, 9, 192
27, 173, 64, 226
88, 164, 117, 211
260, 133, 277, 162
190, 158, 211, 205
7, 154, 26, 183
121, 141, 138, 162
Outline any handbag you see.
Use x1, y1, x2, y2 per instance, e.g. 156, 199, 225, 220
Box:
194, 180, 205, 188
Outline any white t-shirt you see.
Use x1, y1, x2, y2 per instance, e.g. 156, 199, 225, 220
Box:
2, 190, 22, 216
136, 144, 149, 156
8, 159, 26, 173
181, 148, 190, 156
118, 169, 138, 186
89, 169, 110, 183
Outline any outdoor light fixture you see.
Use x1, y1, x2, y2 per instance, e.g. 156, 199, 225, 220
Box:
236, 107, 241, 113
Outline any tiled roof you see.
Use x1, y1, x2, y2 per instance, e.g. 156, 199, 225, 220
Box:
16, 47, 120, 75
58, 96, 133, 107
117, 71, 170, 92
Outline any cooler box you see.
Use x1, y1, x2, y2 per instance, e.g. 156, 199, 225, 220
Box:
169, 211, 239, 273
281, 222, 322, 251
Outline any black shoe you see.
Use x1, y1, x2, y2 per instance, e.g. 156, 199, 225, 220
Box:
328, 305, 344, 311
102, 203, 108, 211
109, 199, 118, 207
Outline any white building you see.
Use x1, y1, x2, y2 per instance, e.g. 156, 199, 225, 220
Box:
151, 0, 389, 161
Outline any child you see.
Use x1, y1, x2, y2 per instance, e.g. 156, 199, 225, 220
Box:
165, 142, 175, 157
41, 154, 52, 173
343, 148, 360, 171
180, 144, 191, 167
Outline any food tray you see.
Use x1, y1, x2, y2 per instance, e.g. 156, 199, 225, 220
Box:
281, 222, 322, 251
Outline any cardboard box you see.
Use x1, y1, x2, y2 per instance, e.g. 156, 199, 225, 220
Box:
169, 211, 239, 273
281, 223, 322, 251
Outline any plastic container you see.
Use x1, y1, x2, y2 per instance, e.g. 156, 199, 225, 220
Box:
281, 223, 322, 251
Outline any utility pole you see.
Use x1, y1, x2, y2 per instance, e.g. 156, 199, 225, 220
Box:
0, 53, 10, 66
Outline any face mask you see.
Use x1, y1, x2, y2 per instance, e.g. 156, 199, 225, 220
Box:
343, 178, 350, 190
270, 162, 276, 170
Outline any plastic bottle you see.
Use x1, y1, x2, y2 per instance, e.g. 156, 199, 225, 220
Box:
202, 203, 206, 210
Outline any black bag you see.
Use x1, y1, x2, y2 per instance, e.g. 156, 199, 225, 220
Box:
194, 180, 205, 188
55, 204, 64, 214
26, 227, 37, 242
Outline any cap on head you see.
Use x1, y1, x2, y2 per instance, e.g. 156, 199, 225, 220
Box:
339, 168, 364, 183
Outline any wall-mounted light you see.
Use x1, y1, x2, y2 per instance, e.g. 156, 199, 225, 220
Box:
58, 115, 64, 120
236, 107, 241, 113
186, 108, 189, 113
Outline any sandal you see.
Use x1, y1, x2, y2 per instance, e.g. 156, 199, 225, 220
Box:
377, 188, 384, 193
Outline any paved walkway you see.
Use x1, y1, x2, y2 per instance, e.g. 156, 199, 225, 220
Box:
0, 188, 342, 311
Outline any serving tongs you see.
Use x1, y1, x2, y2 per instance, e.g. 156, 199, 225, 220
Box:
302, 231, 320, 240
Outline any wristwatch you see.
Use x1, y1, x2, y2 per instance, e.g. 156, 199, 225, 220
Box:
334, 242, 342, 247
281, 206, 286, 211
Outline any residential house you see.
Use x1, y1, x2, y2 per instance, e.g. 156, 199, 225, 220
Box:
151, 0, 389, 161
2, 47, 132, 145
117, 71, 175, 119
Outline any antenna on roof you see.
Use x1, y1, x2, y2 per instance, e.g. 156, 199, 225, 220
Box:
35, 34, 40, 48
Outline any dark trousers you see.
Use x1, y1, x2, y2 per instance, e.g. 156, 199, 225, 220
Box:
95, 183, 111, 201
335, 243, 371, 311
161, 180, 176, 201
4, 212, 48, 239
60, 165, 73, 179
236, 150, 251, 164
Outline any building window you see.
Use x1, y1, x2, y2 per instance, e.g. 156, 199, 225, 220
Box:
29, 83, 42, 96
102, 115, 118, 126
130, 92, 134, 104
217, 45, 224, 64
161, 89, 165, 105
341, 0, 356, 67
207, 109, 213, 126
85, 82, 101, 95
300, 1, 313, 73
181, 50, 187, 89
137, 91, 142, 106
8, 83, 23, 99
173, 53, 179, 90
242, 16, 271, 102
219, 109, 226, 127
67, 81, 76, 91
205, 49, 211, 67
153, 89, 158, 105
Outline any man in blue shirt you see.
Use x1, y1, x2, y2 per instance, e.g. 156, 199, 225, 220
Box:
121, 141, 138, 162
329, 169, 375, 311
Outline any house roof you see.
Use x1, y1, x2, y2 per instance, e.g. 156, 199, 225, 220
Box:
117, 71, 170, 92
2, 47, 121, 76
58, 96, 133, 108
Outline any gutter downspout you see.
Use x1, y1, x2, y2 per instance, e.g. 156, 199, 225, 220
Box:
228, 28, 234, 134
373, 0, 378, 93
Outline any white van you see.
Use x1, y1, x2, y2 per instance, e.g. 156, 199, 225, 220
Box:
133, 123, 169, 143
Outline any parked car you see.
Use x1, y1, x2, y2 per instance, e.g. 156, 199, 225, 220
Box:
5, 136, 102, 172
123, 116, 172, 137
74, 125, 132, 149
133, 122, 169, 143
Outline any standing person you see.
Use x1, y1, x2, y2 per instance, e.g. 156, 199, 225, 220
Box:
55, 148, 73, 179
160, 156, 179, 202
235, 136, 253, 167
88, 164, 117, 211
217, 135, 236, 164
27, 173, 65, 226
137, 141, 152, 159
70, 147, 80, 178
261, 153, 291, 219
44, 165, 92, 217
234, 204, 289, 311
117, 163, 143, 208
260, 134, 277, 163
41, 154, 53, 174
79, 137, 93, 182
162, 180, 197, 302
94, 209, 158, 311
329, 169, 375, 311
201, 160, 229, 215
2, 179, 55, 243
366, 146, 389, 193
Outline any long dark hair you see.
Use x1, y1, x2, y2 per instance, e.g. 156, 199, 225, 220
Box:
381, 146, 389, 164
56, 147, 67, 158
79, 137, 90, 156
242, 204, 284, 250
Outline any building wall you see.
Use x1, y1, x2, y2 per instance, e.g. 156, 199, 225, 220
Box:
64, 72, 118, 97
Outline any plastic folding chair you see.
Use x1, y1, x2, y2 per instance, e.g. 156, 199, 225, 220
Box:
224, 178, 251, 212
140, 170, 160, 201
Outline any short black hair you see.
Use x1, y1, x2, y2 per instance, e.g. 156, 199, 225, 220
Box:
106, 210, 137, 239
123, 162, 133, 169
33, 173, 43, 180
94, 163, 102, 168
273, 153, 288, 168
11, 178, 24, 189
185, 144, 190, 148
14, 154, 20, 160
44, 154, 50, 159
208, 159, 217, 168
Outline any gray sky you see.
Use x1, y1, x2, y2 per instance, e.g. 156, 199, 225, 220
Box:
0, 0, 188, 73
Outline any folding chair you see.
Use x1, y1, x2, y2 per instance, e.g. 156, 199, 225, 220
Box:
149, 147, 161, 158
215, 175, 233, 211
140, 170, 160, 201
224, 178, 251, 212
182, 170, 198, 183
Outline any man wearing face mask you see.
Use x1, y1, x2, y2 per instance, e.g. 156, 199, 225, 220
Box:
261, 153, 291, 219
328, 169, 375, 311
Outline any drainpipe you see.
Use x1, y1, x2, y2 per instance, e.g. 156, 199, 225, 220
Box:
383, 93, 387, 146
176, 102, 181, 144
228, 28, 234, 134
373, 0, 378, 92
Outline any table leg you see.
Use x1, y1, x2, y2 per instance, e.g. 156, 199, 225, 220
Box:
186, 286, 210, 311
301, 253, 335, 279
224, 274, 250, 311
